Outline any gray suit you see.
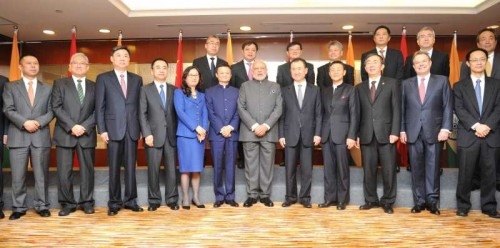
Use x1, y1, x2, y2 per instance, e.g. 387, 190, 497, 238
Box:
51, 77, 96, 209
139, 82, 179, 206
3, 79, 53, 213
238, 79, 282, 198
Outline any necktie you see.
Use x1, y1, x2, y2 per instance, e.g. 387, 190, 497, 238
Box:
247, 62, 253, 80
379, 49, 385, 61
159, 84, 166, 109
27, 80, 34, 106
210, 57, 216, 77
370, 81, 376, 103
77, 79, 84, 104
120, 74, 127, 98
297, 84, 303, 108
419, 77, 426, 104
485, 60, 492, 77
475, 79, 482, 115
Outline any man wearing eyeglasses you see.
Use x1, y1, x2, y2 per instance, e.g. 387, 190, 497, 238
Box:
454, 48, 500, 218
192, 35, 229, 92
52, 53, 96, 216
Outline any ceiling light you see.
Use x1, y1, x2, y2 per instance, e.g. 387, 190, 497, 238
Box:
43, 30, 55, 35
240, 26, 252, 31
99, 29, 111, 33
342, 25, 354, 30
487, 25, 499, 29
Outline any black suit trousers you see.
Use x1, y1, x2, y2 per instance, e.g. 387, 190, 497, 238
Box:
321, 139, 350, 203
145, 141, 178, 205
284, 137, 313, 202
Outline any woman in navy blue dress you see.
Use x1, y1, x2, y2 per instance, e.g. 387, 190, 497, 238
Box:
174, 66, 209, 209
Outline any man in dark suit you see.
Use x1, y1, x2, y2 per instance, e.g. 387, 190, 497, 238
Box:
95, 46, 144, 216
230, 40, 259, 169
404, 26, 450, 79
3, 55, 54, 220
206, 65, 240, 208
460, 28, 500, 81
139, 58, 179, 212
454, 48, 500, 218
317, 40, 355, 88
279, 58, 322, 209
192, 35, 229, 92
238, 60, 282, 208
0, 74, 8, 219
361, 25, 404, 82
318, 61, 359, 210
51, 53, 97, 216
276, 41, 315, 87
400, 51, 453, 215
356, 53, 400, 214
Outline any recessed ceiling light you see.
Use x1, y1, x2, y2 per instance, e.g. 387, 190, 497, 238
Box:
240, 26, 252, 31
99, 29, 111, 33
487, 25, 499, 29
342, 25, 354, 30
43, 30, 55, 35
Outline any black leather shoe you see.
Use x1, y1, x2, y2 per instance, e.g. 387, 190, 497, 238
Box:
213, 201, 224, 208
301, 201, 312, 208
148, 205, 160, 211
429, 203, 440, 215
260, 197, 274, 207
382, 204, 394, 214
483, 211, 500, 218
225, 200, 239, 207
456, 210, 469, 217
318, 201, 337, 208
236, 159, 244, 169
281, 200, 297, 207
191, 200, 205, 208
80, 205, 95, 214
167, 203, 179, 210
37, 209, 51, 217
359, 202, 380, 210
0, 210, 4, 219
396, 166, 400, 173
439, 168, 443, 176
411, 205, 426, 213
108, 208, 119, 216
58, 207, 76, 216
124, 205, 144, 212
243, 197, 258, 207
337, 202, 346, 210
406, 165, 411, 172
182, 205, 190, 210
9, 212, 25, 220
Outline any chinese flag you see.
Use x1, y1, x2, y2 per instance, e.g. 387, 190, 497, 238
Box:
9, 28, 21, 81
400, 27, 408, 63
175, 31, 183, 88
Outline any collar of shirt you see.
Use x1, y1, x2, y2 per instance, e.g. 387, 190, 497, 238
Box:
218, 83, 229, 89
244, 60, 253, 70
418, 73, 431, 90
488, 53, 494, 64
471, 74, 485, 97
206, 55, 217, 65
333, 82, 343, 91
114, 70, 127, 83
420, 48, 433, 58
377, 46, 388, 54
72, 75, 86, 92
368, 76, 381, 88
294, 81, 307, 93
154, 81, 167, 93
22, 77, 37, 91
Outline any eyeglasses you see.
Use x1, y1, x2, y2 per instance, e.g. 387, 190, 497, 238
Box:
70, 62, 89, 66
187, 74, 200, 77
469, 58, 487, 63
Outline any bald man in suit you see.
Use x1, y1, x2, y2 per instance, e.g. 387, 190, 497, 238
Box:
192, 35, 229, 92
3, 55, 54, 220
52, 53, 96, 216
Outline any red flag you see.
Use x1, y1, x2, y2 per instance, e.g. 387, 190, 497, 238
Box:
117, 31, 122, 46
346, 33, 355, 67
9, 27, 21, 81
175, 31, 183, 88
68, 26, 77, 77
226, 30, 233, 65
400, 27, 408, 63
449, 31, 460, 87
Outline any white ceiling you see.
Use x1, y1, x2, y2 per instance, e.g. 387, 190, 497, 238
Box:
0, 0, 499, 41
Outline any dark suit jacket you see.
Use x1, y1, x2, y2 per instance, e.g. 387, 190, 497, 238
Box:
3, 79, 53, 148
361, 48, 404, 81
0, 75, 8, 140
276, 61, 315, 87
95, 70, 142, 141
321, 83, 359, 144
205, 84, 240, 141
401, 74, 453, 143
356, 77, 401, 144
316, 62, 354, 88
139, 82, 177, 147
192, 56, 229, 92
454, 77, 500, 148
404, 49, 450, 79
278, 83, 322, 147
230, 60, 249, 89
51, 77, 96, 148
459, 53, 500, 81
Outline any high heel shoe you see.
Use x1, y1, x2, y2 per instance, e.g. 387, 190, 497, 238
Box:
192, 200, 205, 208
